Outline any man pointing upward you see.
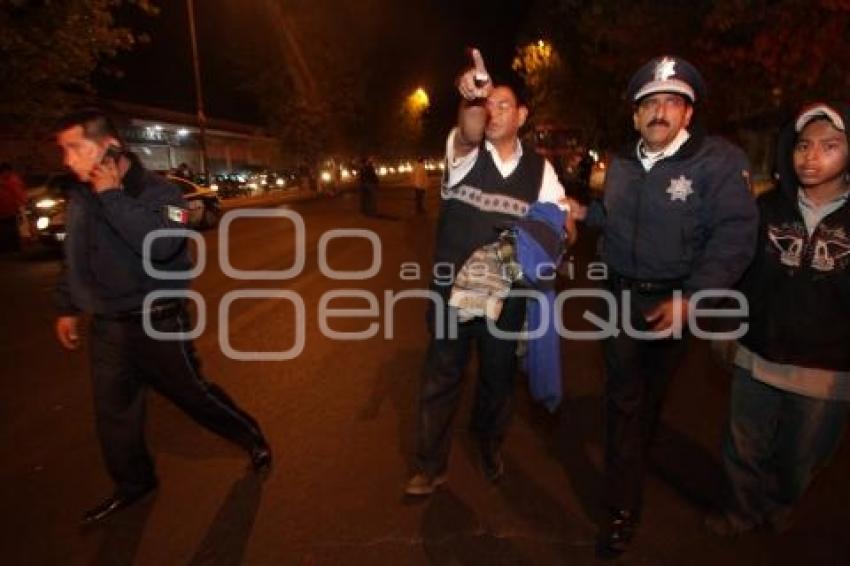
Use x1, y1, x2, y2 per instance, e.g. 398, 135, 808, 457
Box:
406, 49, 572, 496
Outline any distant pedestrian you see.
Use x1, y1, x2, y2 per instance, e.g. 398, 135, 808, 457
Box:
411, 157, 428, 213
0, 163, 27, 252
358, 157, 379, 216
175, 162, 193, 180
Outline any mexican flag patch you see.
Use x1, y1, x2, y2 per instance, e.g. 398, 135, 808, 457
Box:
166, 205, 189, 224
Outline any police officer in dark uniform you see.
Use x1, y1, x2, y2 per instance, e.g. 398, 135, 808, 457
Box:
569, 57, 758, 558
53, 109, 271, 524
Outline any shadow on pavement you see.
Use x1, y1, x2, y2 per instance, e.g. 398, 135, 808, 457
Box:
420, 489, 524, 566
358, 348, 422, 471
460, 431, 596, 544
186, 471, 264, 566
517, 393, 606, 526
649, 422, 725, 512
518, 391, 724, 527
88, 493, 156, 566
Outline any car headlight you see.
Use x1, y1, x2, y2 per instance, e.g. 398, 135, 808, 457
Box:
36, 216, 50, 230
36, 198, 57, 209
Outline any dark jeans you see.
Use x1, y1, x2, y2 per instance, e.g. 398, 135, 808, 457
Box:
601, 288, 689, 512
360, 183, 377, 216
90, 308, 265, 495
415, 296, 526, 476
722, 366, 847, 524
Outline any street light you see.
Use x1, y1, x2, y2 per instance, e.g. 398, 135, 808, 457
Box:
406, 87, 430, 115
186, 0, 207, 174
401, 87, 430, 152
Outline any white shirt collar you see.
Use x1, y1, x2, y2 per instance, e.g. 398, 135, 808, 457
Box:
484, 138, 523, 177
636, 128, 690, 171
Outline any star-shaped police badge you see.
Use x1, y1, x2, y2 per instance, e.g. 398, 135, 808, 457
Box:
654, 57, 677, 81
667, 175, 694, 202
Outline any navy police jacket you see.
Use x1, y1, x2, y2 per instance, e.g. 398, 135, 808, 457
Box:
588, 130, 758, 294
56, 154, 193, 316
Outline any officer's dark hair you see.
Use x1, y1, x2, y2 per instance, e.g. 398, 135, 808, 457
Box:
53, 108, 124, 145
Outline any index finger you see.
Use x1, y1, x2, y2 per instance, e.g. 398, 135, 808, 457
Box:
470, 48, 487, 75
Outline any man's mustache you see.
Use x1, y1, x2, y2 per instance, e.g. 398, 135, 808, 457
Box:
648, 119, 670, 127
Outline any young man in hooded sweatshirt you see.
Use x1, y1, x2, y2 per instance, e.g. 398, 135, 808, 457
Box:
706, 102, 850, 536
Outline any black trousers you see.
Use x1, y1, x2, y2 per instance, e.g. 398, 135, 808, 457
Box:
601, 287, 689, 512
360, 183, 377, 216
415, 296, 526, 476
89, 307, 265, 495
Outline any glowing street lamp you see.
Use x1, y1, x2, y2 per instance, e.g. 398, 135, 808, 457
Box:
406, 87, 430, 115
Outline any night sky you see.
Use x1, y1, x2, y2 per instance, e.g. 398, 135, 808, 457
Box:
97, 0, 537, 127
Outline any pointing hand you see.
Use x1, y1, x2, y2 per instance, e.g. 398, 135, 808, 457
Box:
457, 48, 493, 101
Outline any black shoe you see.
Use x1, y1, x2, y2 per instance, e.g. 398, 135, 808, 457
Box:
479, 441, 504, 482
250, 441, 272, 473
595, 508, 636, 560
81, 483, 157, 525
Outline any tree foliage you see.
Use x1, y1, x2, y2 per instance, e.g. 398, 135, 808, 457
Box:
512, 40, 568, 126
698, 0, 850, 122
0, 0, 157, 132
527, 0, 850, 145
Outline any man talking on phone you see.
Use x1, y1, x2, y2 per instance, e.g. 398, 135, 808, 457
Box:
53, 108, 271, 524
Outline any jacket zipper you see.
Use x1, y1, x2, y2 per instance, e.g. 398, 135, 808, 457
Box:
631, 170, 646, 274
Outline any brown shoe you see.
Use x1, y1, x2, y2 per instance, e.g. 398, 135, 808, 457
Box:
404, 472, 448, 496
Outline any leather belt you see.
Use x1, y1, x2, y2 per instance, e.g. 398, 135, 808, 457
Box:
609, 273, 683, 294
96, 299, 184, 321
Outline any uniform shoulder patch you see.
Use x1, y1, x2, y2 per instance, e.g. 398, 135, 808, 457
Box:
165, 205, 189, 224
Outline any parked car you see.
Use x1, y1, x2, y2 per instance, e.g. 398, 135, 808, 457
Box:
24, 173, 221, 249
210, 173, 251, 199
24, 173, 73, 247
165, 175, 222, 229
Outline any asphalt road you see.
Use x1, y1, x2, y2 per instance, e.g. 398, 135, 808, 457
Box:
0, 186, 847, 565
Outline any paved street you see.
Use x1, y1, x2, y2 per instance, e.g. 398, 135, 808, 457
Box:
1, 186, 848, 565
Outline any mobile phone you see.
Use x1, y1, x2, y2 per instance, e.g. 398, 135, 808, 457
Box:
101, 144, 122, 164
